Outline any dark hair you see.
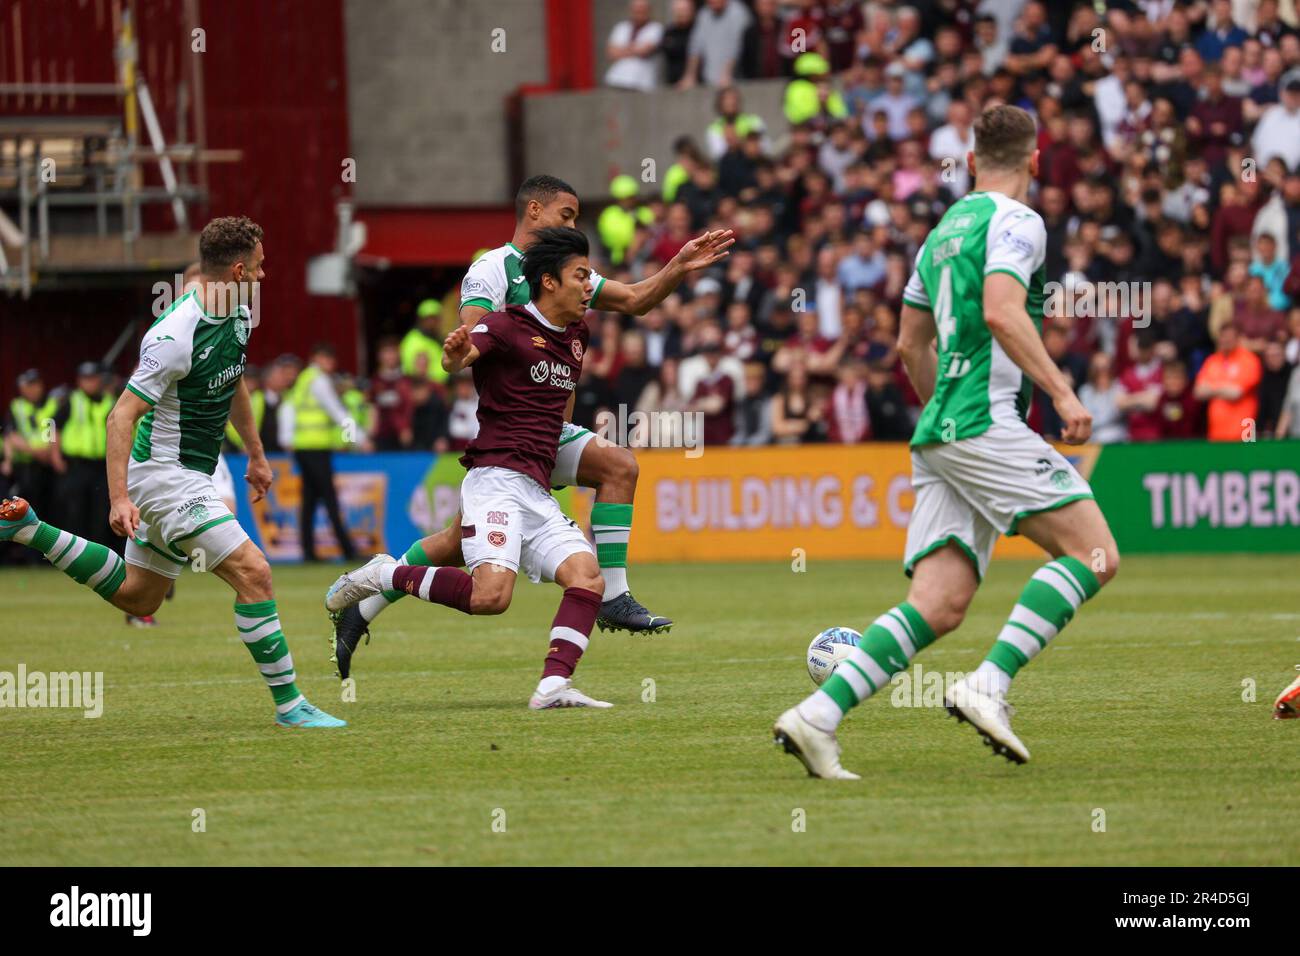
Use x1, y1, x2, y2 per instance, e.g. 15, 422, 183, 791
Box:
521, 227, 589, 301
310, 342, 336, 359
199, 216, 263, 272
515, 174, 578, 221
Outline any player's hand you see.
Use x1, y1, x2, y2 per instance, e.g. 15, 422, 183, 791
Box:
245, 454, 273, 503
1054, 392, 1093, 445
444, 325, 471, 368
674, 229, 735, 273
109, 497, 141, 538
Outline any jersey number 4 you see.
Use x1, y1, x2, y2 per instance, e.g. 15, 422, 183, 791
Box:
932, 265, 970, 379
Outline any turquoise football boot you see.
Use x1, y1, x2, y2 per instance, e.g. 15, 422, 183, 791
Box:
275, 700, 347, 728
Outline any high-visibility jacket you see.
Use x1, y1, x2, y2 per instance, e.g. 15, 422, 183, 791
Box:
334, 388, 370, 449
400, 328, 448, 384
8, 396, 58, 462
287, 366, 337, 451
60, 390, 113, 459
224, 388, 266, 450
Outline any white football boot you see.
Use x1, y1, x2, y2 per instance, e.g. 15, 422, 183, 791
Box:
528, 679, 614, 710
944, 675, 1030, 764
325, 554, 397, 612
773, 707, 860, 780
1273, 666, 1300, 719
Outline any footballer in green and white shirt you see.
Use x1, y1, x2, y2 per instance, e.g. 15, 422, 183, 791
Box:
327, 174, 736, 679
0, 216, 344, 729
774, 106, 1120, 780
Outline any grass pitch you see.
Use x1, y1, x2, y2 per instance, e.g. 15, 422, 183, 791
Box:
2, 554, 1297, 866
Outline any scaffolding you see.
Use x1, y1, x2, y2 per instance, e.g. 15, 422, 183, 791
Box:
0, 8, 241, 298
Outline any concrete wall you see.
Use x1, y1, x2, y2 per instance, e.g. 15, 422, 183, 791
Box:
522, 78, 785, 200
345, 0, 548, 206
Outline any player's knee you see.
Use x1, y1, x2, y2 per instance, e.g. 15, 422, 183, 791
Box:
470, 582, 512, 615
575, 570, 604, 595
121, 590, 164, 617
926, 595, 969, 637
234, 554, 274, 600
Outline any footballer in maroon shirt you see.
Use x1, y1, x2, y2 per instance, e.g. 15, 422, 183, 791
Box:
326, 229, 614, 710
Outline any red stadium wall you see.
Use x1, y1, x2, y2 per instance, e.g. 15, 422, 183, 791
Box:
0, 0, 357, 403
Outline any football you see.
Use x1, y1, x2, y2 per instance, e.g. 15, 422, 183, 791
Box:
806, 626, 863, 686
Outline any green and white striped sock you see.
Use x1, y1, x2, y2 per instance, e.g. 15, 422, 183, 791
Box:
980, 555, 1100, 688
235, 599, 304, 714
590, 502, 632, 600
802, 602, 937, 731
356, 540, 431, 623
20, 521, 127, 602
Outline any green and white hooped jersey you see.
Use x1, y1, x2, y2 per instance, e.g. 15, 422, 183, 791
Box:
903, 190, 1047, 448
126, 289, 250, 476
459, 242, 606, 312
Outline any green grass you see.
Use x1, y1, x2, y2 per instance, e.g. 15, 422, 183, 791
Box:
2, 554, 1298, 865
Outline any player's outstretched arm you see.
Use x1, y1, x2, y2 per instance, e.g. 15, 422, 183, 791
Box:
229, 379, 272, 502
104, 389, 150, 537
441, 325, 481, 374
596, 229, 735, 315
898, 303, 939, 404
984, 273, 1092, 444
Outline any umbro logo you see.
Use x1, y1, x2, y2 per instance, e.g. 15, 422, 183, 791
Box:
531, 336, 546, 348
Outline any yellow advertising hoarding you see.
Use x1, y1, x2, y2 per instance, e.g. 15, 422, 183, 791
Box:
629, 443, 1052, 564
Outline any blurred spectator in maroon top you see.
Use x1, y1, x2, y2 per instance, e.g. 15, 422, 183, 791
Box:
368, 337, 416, 451
650, 203, 695, 265
687, 338, 736, 446
1234, 275, 1287, 352
1187, 66, 1243, 166
1210, 180, 1261, 274
1119, 329, 1165, 441
1156, 360, 1201, 439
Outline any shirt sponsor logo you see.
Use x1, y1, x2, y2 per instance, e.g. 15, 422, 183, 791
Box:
997, 230, 1035, 258
487, 530, 507, 547
462, 276, 489, 299
208, 358, 245, 393
140, 355, 161, 372
487, 510, 509, 526
530, 360, 576, 390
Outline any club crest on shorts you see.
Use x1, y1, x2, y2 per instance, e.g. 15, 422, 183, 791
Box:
1050, 469, 1074, 490
571, 340, 584, 362
487, 530, 507, 547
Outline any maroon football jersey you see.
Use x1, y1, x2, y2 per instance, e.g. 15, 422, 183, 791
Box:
460, 303, 589, 488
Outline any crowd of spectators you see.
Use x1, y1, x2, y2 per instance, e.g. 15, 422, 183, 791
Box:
576, 0, 1300, 446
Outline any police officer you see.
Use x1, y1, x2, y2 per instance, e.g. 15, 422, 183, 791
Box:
54, 362, 117, 548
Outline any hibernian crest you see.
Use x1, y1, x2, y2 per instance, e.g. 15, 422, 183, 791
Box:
1050, 469, 1074, 490
189, 502, 211, 523
234, 317, 249, 346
